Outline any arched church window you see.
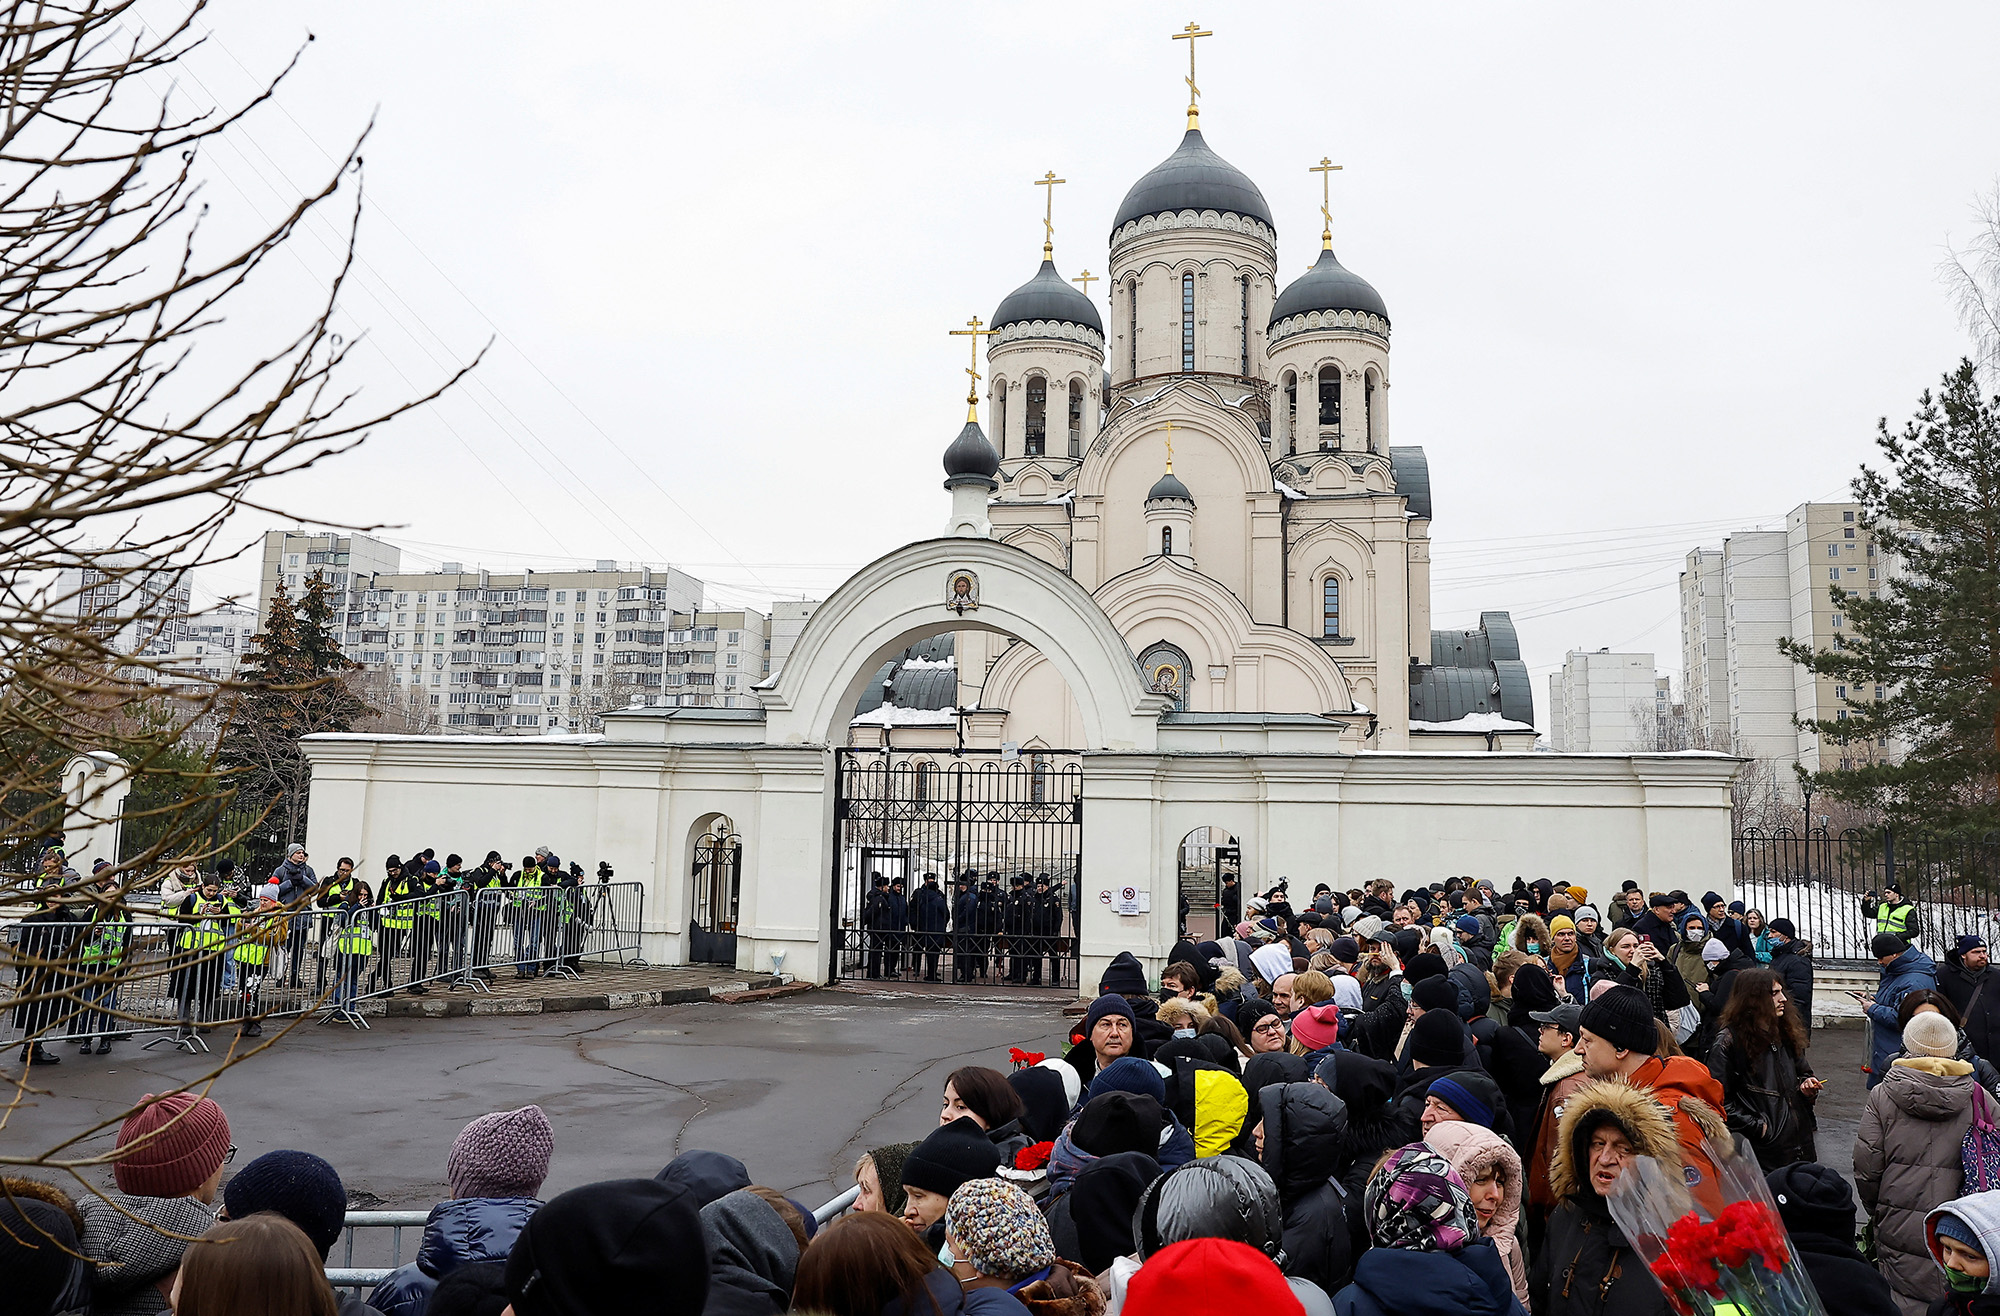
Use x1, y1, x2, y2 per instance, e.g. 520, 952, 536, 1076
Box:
1322, 576, 1341, 638
1283, 372, 1297, 454
1067, 379, 1083, 457
1025, 375, 1047, 457
1318, 366, 1341, 438
1239, 274, 1251, 375
1161, 526, 1173, 557
1128, 279, 1138, 377
993, 379, 1007, 458
1139, 640, 1192, 712
1181, 273, 1196, 371
1363, 370, 1377, 452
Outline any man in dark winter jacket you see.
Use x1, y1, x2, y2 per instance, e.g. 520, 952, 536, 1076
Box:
862, 874, 891, 979
951, 873, 979, 981
1633, 892, 1680, 956
910, 873, 950, 983
1531, 1079, 1678, 1316
1259, 1081, 1355, 1297
1865, 935, 1939, 1086
1768, 918, 1815, 1022
1941, 935, 2000, 1071
1765, 1163, 1901, 1316
883, 876, 908, 978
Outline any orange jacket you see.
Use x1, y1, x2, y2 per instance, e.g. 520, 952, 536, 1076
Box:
1630, 1053, 1730, 1210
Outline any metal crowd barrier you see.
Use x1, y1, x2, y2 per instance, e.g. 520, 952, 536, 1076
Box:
4, 883, 647, 1050
328, 1187, 862, 1290
836, 925, 1074, 988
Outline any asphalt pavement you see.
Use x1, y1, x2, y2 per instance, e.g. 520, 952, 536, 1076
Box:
5, 986, 1077, 1211
4, 993, 1874, 1216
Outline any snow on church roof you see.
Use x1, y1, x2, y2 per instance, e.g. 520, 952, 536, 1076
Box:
1409, 712, 1536, 734
850, 704, 959, 728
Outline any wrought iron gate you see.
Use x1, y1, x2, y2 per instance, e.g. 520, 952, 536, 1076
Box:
831, 748, 1081, 988
689, 830, 742, 965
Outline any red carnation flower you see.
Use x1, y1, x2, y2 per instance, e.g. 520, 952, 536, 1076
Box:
1015, 1141, 1054, 1171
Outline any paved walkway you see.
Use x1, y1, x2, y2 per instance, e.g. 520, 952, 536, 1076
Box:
350, 964, 787, 1019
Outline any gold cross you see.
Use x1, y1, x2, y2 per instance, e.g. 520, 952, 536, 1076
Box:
948, 315, 999, 420
1173, 22, 1212, 129
1072, 269, 1099, 296
1034, 171, 1065, 259
1310, 156, 1343, 250
1163, 418, 1180, 473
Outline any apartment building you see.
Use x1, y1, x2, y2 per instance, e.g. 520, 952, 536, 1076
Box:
158, 608, 260, 685
53, 551, 194, 658
1678, 501, 1892, 783
257, 531, 401, 634
1546, 650, 1660, 752
768, 600, 818, 678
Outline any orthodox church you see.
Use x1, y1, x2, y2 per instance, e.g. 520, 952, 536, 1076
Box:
858, 70, 1533, 753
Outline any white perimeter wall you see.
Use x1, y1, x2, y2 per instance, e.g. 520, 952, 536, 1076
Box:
304, 726, 1739, 990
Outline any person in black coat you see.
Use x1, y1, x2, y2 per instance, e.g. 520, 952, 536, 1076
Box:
1033, 875, 1064, 987
1003, 876, 1031, 983
1045, 1151, 1158, 1275
1632, 892, 1680, 957
1259, 1081, 1355, 1296
950, 874, 979, 982
909, 873, 949, 983
1219, 874, 1243, 927
862, 874, 891, 979
1766, 1163, 1901, 1316
1940, 935, 2000, 1071
1767, 919, 1815, 1022
1488, 964, 1555, 1142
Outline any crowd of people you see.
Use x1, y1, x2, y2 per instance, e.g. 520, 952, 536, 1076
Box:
10, 843, 613, 1064
857, 871, 1072, 986
14, 872, 2000, 1316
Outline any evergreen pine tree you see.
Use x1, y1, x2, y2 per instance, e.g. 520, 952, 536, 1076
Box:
1780, 359, 2000, 837
218, 572, 372, 842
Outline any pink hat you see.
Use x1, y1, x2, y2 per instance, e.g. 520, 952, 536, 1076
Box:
1289, 1001, 1341, 1052
114, 1092, 231, 1197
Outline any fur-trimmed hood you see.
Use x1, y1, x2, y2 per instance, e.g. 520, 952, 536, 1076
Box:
1211, 966, 1247, 997
1539, 1050, 1584, 1088
1549, 1078, 1681, 1201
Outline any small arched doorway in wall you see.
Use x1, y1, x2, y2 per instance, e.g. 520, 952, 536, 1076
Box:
688, 816, 743, 965
1177, 826, 1240, 942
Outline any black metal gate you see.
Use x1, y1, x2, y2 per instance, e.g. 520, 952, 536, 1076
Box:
689, 830, 742, 965
831, 748, 1081, 988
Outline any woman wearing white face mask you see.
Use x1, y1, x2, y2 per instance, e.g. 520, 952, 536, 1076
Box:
941, 1179, 1104, 1313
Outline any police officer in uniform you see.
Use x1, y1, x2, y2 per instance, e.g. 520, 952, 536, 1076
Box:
951, 872, 978, 982
976, 873, 1006, 982
1034, 873, 1063, 987
1005, 875, 1033, 983
884, 876, 909, 979
863, 874, 890, 978
910, 872, 949, 983
1861, 882, 1921, 948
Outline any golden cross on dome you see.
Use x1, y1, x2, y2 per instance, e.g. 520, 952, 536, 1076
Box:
948, 315, 998, 421
1072, 269, 1099, 296
1034, 171, 1065, 259
1163, 418, 1181, 473
1311, 156, 1343, 251
1173, 22, 1211, 129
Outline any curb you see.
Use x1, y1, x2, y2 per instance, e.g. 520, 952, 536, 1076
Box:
355, 974, 793, 1019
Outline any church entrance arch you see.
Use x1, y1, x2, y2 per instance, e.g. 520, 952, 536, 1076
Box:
831, 747, 1080, 989
1177, 826, 1240, 942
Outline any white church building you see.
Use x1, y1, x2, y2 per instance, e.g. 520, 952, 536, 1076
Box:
302, 53, 1739, 989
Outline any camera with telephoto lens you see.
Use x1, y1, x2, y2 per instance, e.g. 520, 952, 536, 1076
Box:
596, 861, 614, 884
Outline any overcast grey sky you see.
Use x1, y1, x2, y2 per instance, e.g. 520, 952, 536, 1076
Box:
165, 1, 1998, 723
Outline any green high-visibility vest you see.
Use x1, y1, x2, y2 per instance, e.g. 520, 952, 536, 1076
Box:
1876, 902, 1914, 939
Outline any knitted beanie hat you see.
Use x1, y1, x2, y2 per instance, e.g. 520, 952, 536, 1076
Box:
1088, 1056, 1167, 1106
1410, 976, 1457, 1013
1578, 985, 1658, 1054
1904, 1011, 1960, 1059
864, 1143, 916, 1217
221, 1150, 346, 1258
945, 1179, 1056, 1281
900, 1117, 1000, 1198
1289, 1002, 1341, 1053
1549, 915, 1576, 933
448, 1105, 554, 1200
1122, 1238, 1304, 1316
1575, 906, 1600, 924
1409, 1011, 1465, 1067
0, 1198, 82, 1316
114, 1093, 231, 1197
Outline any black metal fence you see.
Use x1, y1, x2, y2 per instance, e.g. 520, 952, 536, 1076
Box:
1733, 827, 2000, 964
831, 748, 1082, 988
116, 789, 289, 886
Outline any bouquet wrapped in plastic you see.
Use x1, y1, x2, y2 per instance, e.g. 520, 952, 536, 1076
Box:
1604, 1133, 1827, 1316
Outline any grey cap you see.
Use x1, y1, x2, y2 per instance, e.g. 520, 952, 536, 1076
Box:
1529, 1002, 1583, 1036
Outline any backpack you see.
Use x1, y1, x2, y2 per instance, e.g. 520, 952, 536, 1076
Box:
1963, 1086, 2000, 1193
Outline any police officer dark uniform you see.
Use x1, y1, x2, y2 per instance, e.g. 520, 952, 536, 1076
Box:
863, 874, 890, 978
1005, 875, 1033, 983
1033, 873, 1063, 987
911, 872, 950, 983
976, 873, 1006, 981
884, 877, 909, 979
951, 872, 979, 982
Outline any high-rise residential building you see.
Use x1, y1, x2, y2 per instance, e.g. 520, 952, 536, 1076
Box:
52, 550, 195, 659
1678, 548, 1728, 749
1546, 650, 1659, 752
252, 531, 827, 735
157, 608, 260, 685
768, 600, 818, 679
1677, 501, 1891, 784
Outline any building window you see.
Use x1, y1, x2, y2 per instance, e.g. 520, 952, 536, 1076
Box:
1025, 375, 1047, 456
1068, 379, 1083, 457
1828, 568, 1839, 581
1363, 370, 1378, 451
1283, 372, 1297, 453
1322, 576, 1341, 637
1181, 272, 1195, 371
1239, 274, 1251, 375
993, 380, 1007, 457
1128, 279, 1138, 376
1161, 526, 1173, 557
1844, 527, 1855, 539
1843, 510, 1855, 522
1826, 544, 1839, 559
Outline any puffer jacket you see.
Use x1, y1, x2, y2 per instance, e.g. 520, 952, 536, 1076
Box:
77, 1192, 218, 1316
369, 1197, 542, 1316
1259, 1082, 1355, 1296
1854, 1055, 1979, 1316
1424, 1121, 1528, 1308
1770, 938, 1815, 1021
1529, 1079, 1679, 1316
1867, 946, 1940, 1087
1335, 1241, 1526, 1316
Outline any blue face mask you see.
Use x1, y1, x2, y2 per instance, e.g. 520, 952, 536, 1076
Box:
1173, 1027, 1196, 1039
1525, 942, 1541, 955
938, 1240, 958, 1267
1400, 981, 1414, 1001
